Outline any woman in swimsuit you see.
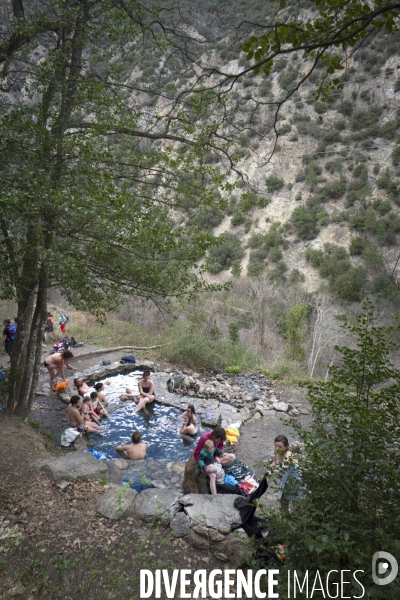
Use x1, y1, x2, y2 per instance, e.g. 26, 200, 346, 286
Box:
44, 350, 75, 390
135, 370, 155, 412
185, 404, 197, 426
179, 413, 198, 436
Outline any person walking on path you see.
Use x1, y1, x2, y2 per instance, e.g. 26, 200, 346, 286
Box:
3, 319, 14, 359
59, 311, 68, 335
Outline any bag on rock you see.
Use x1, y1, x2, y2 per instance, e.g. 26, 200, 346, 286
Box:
61, 428, 81, 446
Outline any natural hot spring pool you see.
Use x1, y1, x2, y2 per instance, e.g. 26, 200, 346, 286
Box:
88, 372, 207, 462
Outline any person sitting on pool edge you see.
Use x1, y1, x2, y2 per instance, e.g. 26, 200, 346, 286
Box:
135, 369, 155, 412
194, 427, 235, 467
116, 431, 147, 460
198, 439, 225, 495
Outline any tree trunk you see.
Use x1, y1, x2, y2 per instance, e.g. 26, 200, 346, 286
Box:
7, 227, 39, 411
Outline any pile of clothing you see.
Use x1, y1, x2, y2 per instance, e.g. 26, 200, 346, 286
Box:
225, 426, 240, 445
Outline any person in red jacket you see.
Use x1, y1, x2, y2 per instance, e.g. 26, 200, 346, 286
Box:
194, 427, 235, 466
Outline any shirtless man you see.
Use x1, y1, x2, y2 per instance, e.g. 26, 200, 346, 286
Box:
44, 350, 76, 389
67, 395, 99, 433
74, 377, 89, 396
116, 431, 146, 460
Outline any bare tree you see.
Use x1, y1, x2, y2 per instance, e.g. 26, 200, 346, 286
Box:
308, 294, 346, 378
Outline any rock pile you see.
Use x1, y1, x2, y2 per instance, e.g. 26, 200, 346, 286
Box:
136, 489, 251, 564
165, 371, 308, 420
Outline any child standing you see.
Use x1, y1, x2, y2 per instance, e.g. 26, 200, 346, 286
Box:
198, 439, 225, 495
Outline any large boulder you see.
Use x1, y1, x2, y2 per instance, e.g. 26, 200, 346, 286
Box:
183, 494, 242, 531
136, 489, 182, 524
96, 485, 138, 520
182, 454, 208, 494
41, 452, 108, 482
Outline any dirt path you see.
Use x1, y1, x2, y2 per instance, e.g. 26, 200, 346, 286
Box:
0, 415, 210, 599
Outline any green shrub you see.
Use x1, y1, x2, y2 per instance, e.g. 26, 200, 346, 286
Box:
381, 119, 399, 140
320, 178, 347, 199
296, 120, 321, 138
265, 223, 284, 248
291, 206, 318, 240
166, 321, 229, 370
376, 167, 399, 202
207, 233, 244, 273
230, 259, 242, 277
325, 158, 342, 174
247, 232, 265, 249
334, 119, 347, 130
350, 106, 380, 130
295, 170, 306, 182
337, 100, 353, 116
194, 206, 224, 230
268, 246, 283, 262
266, 303, 400, 597
265, 174, 284, 192
331, 267, 367, 301
349, 213, 366, 230
305, 247, 324, 267
283, 302, 308, 360
272, 58, 288, 72
268, 260, 288, 283
258, 79, 272, 95
359, 89, 371, 102
376, 219, 397, 246
392, 145, 400, 166
231, 211, 245, 227
321, 129, 341, 144
226, 365, 240, 374
247, 248, 268, 277
278, 65, 299, 90
353, 163, 368, 180
288, 267, 305, 283
372, 198, 391, 215
349, 236, 366, 255
292, 111, 311, 122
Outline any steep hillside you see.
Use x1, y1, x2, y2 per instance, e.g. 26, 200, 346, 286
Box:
200, 31, 400, 304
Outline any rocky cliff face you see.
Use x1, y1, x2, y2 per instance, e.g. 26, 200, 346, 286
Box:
203, 46, 400, 300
